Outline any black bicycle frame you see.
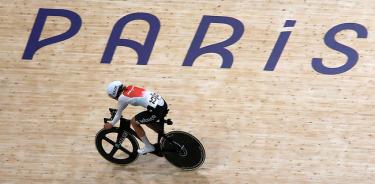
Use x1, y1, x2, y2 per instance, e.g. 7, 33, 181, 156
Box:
104, 108, 181, 154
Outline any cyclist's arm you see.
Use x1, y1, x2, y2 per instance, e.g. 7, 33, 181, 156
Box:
109, 96, 128, 126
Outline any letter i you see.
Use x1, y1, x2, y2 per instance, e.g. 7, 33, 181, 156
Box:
264, 20, 296, 71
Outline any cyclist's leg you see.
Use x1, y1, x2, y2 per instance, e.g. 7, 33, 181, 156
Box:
146, 122, 163, 134
145, 102, 168, 133
133, 111, 158, 154
130, 116, 146, 137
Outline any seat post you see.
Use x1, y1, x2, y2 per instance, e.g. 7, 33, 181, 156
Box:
157, 109, 168, 143
157, 121, 165, 143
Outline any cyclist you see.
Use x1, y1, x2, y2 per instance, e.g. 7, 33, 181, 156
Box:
103, 81, 168, 155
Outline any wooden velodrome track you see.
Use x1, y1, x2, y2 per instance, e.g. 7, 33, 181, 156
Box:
1, 0, 375, 183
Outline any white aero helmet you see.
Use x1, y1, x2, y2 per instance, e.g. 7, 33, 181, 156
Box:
106, 81, 123, 99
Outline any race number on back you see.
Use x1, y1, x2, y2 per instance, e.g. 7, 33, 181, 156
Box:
147, 92, 161, 108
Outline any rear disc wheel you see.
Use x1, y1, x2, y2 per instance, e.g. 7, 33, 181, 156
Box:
161, 131, 205, 170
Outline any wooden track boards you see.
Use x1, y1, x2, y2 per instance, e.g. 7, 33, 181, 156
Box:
1, 0, 375, 183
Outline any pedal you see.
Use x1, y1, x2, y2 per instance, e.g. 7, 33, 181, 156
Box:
151, 143, 163, 157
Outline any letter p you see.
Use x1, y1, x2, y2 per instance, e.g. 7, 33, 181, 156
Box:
22, 8, 82, 60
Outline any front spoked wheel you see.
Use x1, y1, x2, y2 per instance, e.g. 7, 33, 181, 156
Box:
161, 131, 205, 170
95, 128, 139, 164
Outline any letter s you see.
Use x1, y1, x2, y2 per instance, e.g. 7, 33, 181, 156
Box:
312, 23, 368, 75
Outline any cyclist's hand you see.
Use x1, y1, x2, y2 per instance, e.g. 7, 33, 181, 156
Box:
104, 123, 113, 130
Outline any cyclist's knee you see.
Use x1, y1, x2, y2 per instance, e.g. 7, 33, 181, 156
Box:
131, 117, 140, 127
